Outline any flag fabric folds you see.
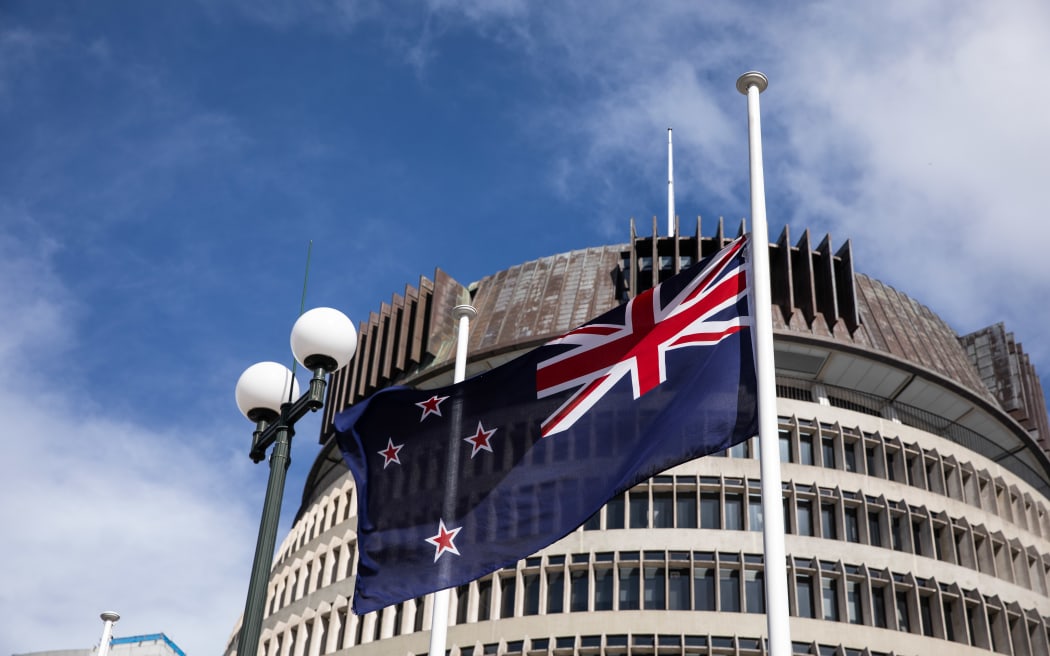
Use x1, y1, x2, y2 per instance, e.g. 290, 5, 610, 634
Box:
335, 235, 758, 614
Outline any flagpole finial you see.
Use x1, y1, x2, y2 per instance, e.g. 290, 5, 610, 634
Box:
453, 304, 477, 320
736, 71, 768, 95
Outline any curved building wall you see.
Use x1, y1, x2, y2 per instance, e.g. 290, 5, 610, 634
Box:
227, 223, 1050, 656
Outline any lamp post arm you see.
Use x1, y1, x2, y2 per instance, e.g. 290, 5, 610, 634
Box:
249, 368, 328, 463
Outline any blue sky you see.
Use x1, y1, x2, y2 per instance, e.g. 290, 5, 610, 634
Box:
4, 1, 1050, 654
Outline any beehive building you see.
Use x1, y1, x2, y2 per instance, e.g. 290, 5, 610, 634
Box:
226, 220, 1050, 656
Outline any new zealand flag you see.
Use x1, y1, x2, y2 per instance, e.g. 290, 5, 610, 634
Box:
335, 235, 758, 614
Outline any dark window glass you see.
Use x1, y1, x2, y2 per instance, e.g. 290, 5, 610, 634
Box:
748, 495, 763, 531
745, 570, 764, 613
868, 512, 882, 547
846, 580, 861, 624
720, 569, 740, 612
618, 566, 639, 610
821, 504, 836, 539
547, 571, 564, 613
570, 570, 588, 612
694, 568, 715, 610
822, 438, 836, 468
796, 575, 814, 618
821, 579, 838, 621
872, 587, 886, 628
499, 575, 515, 618
455, 584, 469, 624
779, 430, 792, 463
629, 491, 648, 528
676, 490, 697, 528
799, 434, 814, 465
896, 591, 910, 632
643, 566, 665, 610
477, 579, 491, 621
797, 500, 813, 536
920, 596, 933, 637
891, 516, 904, 551
844, 444, 857, 472
594, 568, 613, 611
668, 568, 690, 610
845, 508, 860, 543
583, 510, 600, 531
725, 494, 743, 531
653, 492, 674, 528
523, 574, 540, 615
606, 495, 625, 529
700, 493, 721, 529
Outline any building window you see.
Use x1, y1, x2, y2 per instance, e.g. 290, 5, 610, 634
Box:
499, 574, 516, 618
821, 578, 839, 621
694, 568, 716, 611
701, 493, 721, 529
872, 587, 887, 628
618, 566, 640, 610
821, 437, 836, 469
569, 570, 588, 612
677, 489, 698, 528
523, 574, 540, 615
668, 567, 690, 610
799, 433, 814, 466
653, 491, 674, 528
779, 430, 792, 463
629, 491, 648, 528
796, 575, 814, 618
477, 579, 491, 621
607, 495, 625, 529
547, 570, 564, 613
797, 500, 813, 537
595, 568, 614, 611
745, 570, 765, 614
720, 569, 740, 612
896, 591, 911, 633
846, 580, 861, 624
725, 494, 743, 531
845, 508, 860, 543
644, 565, 666, 609
748, 495, 763, 532
820, 504, 836, 539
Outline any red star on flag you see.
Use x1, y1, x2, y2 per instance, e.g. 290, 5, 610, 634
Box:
377, 438, 403, 469
415, 394, 449, 421
463, 421, 497, 457
425, 518, 461, 562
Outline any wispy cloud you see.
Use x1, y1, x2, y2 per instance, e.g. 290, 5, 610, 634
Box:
0, 224, 258, 655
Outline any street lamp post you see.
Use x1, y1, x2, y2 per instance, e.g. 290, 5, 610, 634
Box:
234, 307, 358, 656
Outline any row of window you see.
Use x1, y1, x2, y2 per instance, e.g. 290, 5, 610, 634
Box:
259, 551, 1050, 656
767, 417, 1050, 537
262, 474, 1050, 620
583, 476, 1050, 595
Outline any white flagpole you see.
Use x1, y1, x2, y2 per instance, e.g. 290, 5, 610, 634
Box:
427, 304, 477, 656
736, 71, 791, 656
667, 127, 676, 236
96, 611, 120, 656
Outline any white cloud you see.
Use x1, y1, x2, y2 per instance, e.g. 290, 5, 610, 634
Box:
0, 225, 258, 656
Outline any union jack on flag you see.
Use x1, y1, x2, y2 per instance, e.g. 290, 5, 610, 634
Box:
537, 235, 751, 436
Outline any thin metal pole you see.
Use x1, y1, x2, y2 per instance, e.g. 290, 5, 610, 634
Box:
428, 304, 477, 656
96, 611, 119, 656
238, 423, 294, 656
667, 128, 675, 236
737, 71, 791, 656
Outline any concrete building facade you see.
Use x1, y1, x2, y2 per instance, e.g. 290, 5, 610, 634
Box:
226, 221, 1050, 656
